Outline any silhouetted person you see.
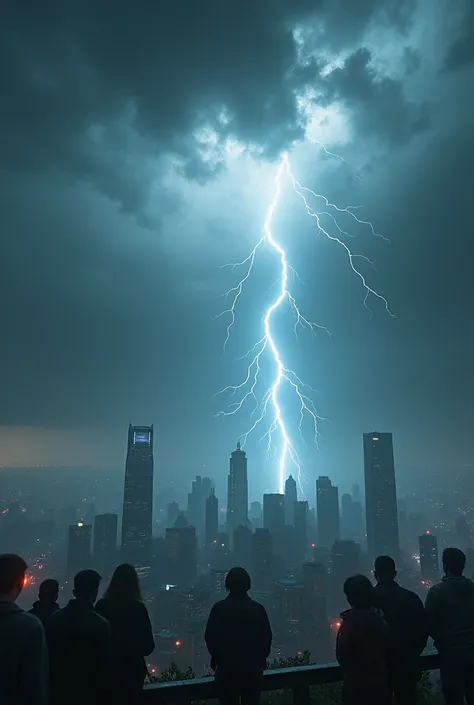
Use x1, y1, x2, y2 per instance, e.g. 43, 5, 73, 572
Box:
426, 547, 474, 705
0, 554, 48, 705
95, 563, 155, 704
337, 574, 390, 705
46, 569, 111, 705
205, 566, 272, 705
29, 579, 60, 625
373, 555, 427, 705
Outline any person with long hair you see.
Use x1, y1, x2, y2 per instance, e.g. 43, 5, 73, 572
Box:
96, 564, 155, 703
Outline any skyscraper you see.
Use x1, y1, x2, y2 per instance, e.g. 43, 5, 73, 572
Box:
419, 532, 439, 583
233, 524, 252, 572
250, 501, 263, 528
252, 528, 273, 590
187, 476, 212, 543
67, 522, 92, 578
165, 517, 197, 587
284, 475, 297, 526
263, 493, 285, 549
93, 513, 118, 577
205, 489, 218, 549
316, 476, 340, 549
340, 494, 354, 540
302, 562, 330, 662
330, 540, 360, 613
273, 579, 305, 657
121, 424, 154, 578
294, 500, 308, 566
167, 501, 180, 528
227, 442, 248, 533
363, 432, 399, 559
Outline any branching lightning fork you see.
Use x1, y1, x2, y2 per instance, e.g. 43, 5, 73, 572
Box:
215, 151, 394, 494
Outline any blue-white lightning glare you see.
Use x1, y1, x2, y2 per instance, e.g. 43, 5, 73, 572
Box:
216, 151, 394, 495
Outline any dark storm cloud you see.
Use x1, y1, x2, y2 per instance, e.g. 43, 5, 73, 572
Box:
320, 49, 430, 144
443, 1, 474, 71
0, 0, 424, 214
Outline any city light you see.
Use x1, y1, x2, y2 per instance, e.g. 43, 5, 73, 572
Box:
217, 151, 392, 494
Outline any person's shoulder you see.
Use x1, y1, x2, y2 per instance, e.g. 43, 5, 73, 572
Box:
16, 608, 44, 633
211, 598, 226, 611
399, 585, 424, 604
249, 597, 268, 614
46, 605, 68, 629
426, 581, 443, 599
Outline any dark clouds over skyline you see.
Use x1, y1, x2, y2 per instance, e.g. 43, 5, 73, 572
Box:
1, 0, 473, 497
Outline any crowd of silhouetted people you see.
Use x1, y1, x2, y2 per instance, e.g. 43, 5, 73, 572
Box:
1, 546, 474, 705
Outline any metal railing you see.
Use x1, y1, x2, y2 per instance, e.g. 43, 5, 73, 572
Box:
143, 652, 440, 704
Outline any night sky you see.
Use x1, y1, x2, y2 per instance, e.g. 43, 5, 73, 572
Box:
1, 1, 473, 499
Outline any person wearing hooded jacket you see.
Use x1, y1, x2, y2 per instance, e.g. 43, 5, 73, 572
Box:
336, 574, 390, 705
426, 547, 474, 705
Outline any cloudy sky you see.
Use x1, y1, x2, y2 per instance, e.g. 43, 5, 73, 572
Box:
1, 0, 473, 498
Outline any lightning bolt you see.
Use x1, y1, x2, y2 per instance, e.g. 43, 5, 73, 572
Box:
215, 151, 394, 495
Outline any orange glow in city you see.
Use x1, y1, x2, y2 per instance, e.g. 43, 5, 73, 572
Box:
175, 640, 181, 647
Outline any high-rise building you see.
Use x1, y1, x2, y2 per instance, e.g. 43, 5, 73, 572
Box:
250, 501, 263, 529
272, 579, 305, 657
294, 500, 308, 567
165, 517, 197, 588
330, 540, 360, 613
316, 477, 340, 549
167, 502, 180, 528
210, 532, 232, 571
340, 494, 353, 540
363, 432, 399, 560
302, 562, 330, 661
187, 476, 212, 543
205, 489, 218, 549
419, 532, 439, 583
233, 524, 252, 572
252, 528, 273, 590
67, 522, 92, 578
227, 443, 248, 533
93, 513, 118, 577
284, 475, 297, 526
341, 493, 364, 545
121, 424, 154, 578
263, 493, 285, 551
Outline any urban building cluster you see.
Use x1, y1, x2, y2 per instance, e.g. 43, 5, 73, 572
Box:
1, 427, 472, 676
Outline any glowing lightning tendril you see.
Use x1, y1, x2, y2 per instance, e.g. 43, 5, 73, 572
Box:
215, 151, 394, 495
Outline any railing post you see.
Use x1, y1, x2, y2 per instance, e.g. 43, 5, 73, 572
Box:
293, 684, 310, 705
